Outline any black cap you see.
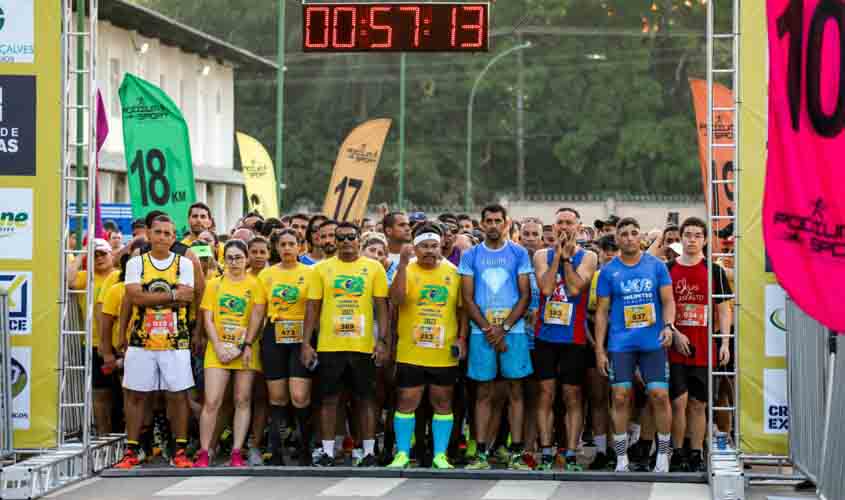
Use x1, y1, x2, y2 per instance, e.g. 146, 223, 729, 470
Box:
131, 218, 147, 230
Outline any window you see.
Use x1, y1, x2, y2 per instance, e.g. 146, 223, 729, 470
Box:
109, 58, 121, 117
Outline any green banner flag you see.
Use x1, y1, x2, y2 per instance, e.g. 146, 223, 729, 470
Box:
119, 73, 196, 236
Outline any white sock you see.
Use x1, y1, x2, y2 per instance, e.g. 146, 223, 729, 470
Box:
363, 439, 375, 456
595, 434, 607, 453
322, 440, 335, 458
657, 433, 672, 456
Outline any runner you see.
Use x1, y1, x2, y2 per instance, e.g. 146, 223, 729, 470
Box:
300, 222, 389, 467
289, 213, 310, 256
180, 202, 213, 246
519, 217, 544, 465
585, 235, 619, 471
542, 224, 556, 249
386, 224, 465, 469
458, 204, 534, 471
302, 214, 328, 265
594, 217, 676, 473
258, 228, 315, 465
69, 238, 118, 435
318, 219, 338, 259
383, 212, 411, 266
116, 215, 196, 469
437, 213, 463, 267
667, 217, 732, 472
193, 240, 266, 468
246, 235, 271, 465
457, 214, 474, 234
532, 208, 597, 471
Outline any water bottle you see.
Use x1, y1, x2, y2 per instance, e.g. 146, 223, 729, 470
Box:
715, 431, 728, 450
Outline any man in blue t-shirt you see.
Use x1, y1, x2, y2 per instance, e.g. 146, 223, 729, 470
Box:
458, 204, 533, 471
595, 217, 676, 473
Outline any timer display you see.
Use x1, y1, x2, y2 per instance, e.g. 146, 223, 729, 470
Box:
302, 3, 489, 52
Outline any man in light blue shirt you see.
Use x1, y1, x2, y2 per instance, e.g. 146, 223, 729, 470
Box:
458, 204, 533, 470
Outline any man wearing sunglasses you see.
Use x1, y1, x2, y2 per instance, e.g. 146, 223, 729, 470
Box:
438, 213, 463, 267
301, 222, 389, 467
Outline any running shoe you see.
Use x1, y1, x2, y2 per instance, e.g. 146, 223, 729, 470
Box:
509, 453, 533, 471
495, 445, 511, 464
229, 449, 246, 468
313, 450, 335, 467
653, 453, 670, 473
248, 447, 264, 466
521, 452, 537, 470
565, 457, 583, 472
670, 449, 688, 472
357, 454, 378, 467
432, 453, 454, 469
615, 455, 630, 473
688, 450, 706, 473
386, 452, 410, 469
268, 449, 285, 466
171, 448, 193, 468
114, 449, 141, 470
193, 449, 210, 468
465, 439, 477, 459
465, 453, 491, 470
589, 452, 612, 471
536, 454, 555, 471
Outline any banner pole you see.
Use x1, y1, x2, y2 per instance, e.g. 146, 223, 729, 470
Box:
398, 53, 406, 211
275, 0, 286, 213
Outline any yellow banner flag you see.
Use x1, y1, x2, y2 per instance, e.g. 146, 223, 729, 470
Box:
236, 132, 279, 219
322, 119, 392, 223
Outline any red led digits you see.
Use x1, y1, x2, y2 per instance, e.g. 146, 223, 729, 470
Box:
304, 6, 330, 49
461, 6, 485, 48
370, 6, 393, 48
399, 5, 421, 48
332, 6, 357, 48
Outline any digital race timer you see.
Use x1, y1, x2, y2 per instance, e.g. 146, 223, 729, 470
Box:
302, 3, 489, 52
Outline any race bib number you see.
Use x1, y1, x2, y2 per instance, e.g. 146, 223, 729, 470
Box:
275, 320, 304, 344
221, 322, 246, 345
143, 308, 177, 350
623, 304, 656, 329
677, 304, 708, 327
413, 324, 446, 349
334, 314, 365, 338
544, 301, 573, 326
485, 308, 511, 327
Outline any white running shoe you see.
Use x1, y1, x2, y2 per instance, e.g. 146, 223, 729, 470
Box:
615, 454, 630, 472
654, 453, 670, 473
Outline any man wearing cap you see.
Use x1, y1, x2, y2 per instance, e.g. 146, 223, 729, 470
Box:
594, 216, 619, 238
69, 238, 119, 434
386, 223, 465, 469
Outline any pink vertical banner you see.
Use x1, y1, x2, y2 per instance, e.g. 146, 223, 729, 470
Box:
764, 0, 845, 330
94, 90, 109, 239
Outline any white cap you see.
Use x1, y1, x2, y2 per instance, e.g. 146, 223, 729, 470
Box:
94, 238, 112, 253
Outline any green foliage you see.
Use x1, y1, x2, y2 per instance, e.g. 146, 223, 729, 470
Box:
133, 0, 720, 210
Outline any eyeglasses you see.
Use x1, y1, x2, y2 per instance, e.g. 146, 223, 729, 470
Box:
335, 233, 358, 242
225, 255, 246, 263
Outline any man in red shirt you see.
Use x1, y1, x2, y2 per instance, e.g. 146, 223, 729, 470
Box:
667, 217, 732, 472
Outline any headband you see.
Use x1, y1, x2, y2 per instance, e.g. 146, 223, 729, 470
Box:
413, 232, 441, 246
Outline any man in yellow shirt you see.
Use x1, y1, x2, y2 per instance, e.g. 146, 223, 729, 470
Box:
301, 221, 389, 467
179, 202, 213, 246
386, 224, 466, 470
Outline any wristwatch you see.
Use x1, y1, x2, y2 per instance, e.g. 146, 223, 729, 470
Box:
663, 323, 676, 332
503, 323, 513, 333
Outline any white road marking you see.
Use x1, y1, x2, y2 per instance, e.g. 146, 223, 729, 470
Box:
153, 476, 250, 496
482, 480, 561, 500
319, 478, 407, 497
45, 477, 101, 498
649, 483, 710, 500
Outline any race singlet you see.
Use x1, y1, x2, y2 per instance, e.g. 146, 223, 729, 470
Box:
623, 303, 656, 329
274, 320, 304, 344
677, 304, 708, 327
143, 308, 177, 350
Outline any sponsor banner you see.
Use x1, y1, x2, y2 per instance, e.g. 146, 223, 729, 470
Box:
764, 0, 845, 331
0, 271, 31, 334
0, 187, 32, 259
0, 0, 34, 64
236, 132, 279, 219
11, 346, 30, 430
0, 75, 36, 175
739, 1, 789, 455
322, 119, 392, 224
763, 368, 789, 434
765, 284, 786, 358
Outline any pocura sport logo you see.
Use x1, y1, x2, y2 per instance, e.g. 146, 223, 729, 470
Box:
773, 198, 845, 259
123, 96, 170, 122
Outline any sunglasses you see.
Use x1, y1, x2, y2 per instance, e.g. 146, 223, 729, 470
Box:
335, 233, 358, 242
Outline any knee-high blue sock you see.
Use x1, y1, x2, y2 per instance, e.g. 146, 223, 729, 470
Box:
394, 412, 415, 455
432, 413, 454, 456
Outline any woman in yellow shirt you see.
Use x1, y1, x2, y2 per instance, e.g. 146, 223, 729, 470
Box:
248, 236, 271, 276
194, 240, 266, 468
258, 228, 314, 465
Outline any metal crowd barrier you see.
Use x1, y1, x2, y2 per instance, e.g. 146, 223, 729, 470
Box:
0, 289, 13, 460
818, 336, 845, 500
61, 294, 85, 440
785, 296, 829, 484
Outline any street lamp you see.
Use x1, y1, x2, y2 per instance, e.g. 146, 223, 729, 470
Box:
465, 41, 531, 212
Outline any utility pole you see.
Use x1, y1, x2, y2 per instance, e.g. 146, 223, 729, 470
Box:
516, 32, 526, 200
275, 0, 286, 212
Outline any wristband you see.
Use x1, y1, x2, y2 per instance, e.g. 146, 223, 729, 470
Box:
170, 288, 176, 302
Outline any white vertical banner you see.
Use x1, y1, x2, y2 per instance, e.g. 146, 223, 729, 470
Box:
763, 368, 788, 434
765, 284, 787, 357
